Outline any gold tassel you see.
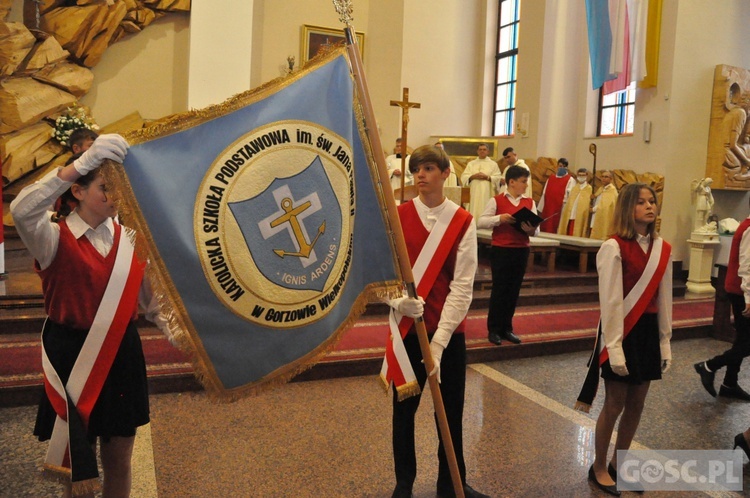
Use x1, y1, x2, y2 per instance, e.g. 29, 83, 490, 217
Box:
378, 373, 390, 394
42, 466, 102, 496
573, 401, 592, 413
396, 381, 421, 402
70, 477, 102, 497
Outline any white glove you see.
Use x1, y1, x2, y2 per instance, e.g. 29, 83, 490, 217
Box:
661, 359, 671, 374
611, 363, 629, 377
428, 341, 445, 383
393, 296, 425, 318
73, 133, 129, 175
152, 312, 179, 346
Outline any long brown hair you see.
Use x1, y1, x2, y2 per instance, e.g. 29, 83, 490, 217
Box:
613, 183, 659, 239
53, 153, 101, 220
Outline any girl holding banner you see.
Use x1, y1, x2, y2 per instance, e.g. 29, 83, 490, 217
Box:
11, 135, 164, 497
576, 183, 673, 496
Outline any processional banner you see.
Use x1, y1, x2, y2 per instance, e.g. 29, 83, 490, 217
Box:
111, 49, 402, 399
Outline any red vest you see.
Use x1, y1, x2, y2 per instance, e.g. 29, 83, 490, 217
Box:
612, 234, 663, 313
37, 219, 141, 330
491, 195, 533, 248
725, 218, 750, 296
399, 201, 471, 335
540, 174, 570, 233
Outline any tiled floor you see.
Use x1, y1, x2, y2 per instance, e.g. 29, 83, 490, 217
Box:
1, 337, 749, 497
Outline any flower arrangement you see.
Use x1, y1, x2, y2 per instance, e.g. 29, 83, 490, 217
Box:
52, 104, 99, 147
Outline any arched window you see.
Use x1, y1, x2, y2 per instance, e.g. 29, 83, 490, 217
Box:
598, 82, 636, 136
493, 0, 520, 137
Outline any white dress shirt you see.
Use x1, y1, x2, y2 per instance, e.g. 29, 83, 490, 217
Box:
476, 192, 540, 236
739, 216, 750, 304
10, 168, 165, 327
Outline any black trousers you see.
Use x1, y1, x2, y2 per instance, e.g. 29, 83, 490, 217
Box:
392, 332, 466, 493
487, 246, 530, 334
707, 293, 750, 386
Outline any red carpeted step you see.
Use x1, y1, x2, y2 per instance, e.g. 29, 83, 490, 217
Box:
0, 297, 716, 406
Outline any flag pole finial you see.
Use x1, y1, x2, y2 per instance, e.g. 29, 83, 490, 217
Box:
332, 0, 354, 26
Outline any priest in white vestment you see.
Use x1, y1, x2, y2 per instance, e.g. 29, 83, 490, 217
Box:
460, 143, 502, 222
386, 138, 412, 191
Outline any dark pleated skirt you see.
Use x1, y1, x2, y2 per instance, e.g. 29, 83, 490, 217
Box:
601, 313, 663, 384
34, 320, 150, 442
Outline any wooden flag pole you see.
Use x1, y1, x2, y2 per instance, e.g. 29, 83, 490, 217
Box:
586, 143, 598, 236
390, 88, 421, 203
339, 21, 465, 498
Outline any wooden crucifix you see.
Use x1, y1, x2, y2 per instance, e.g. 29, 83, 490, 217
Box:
390, 88, 421, 202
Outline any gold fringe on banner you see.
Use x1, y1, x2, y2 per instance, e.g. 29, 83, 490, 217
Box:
104, 46, 405, 401
42, 465, 101, 497
395, 381, 421, 402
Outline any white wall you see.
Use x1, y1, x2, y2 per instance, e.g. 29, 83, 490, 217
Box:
400, 0, 484, 149
188, 0, 254, 110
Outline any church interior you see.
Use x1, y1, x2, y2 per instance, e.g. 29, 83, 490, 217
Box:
2, 0, 750, 496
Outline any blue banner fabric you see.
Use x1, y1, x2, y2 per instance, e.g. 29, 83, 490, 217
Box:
114, 49, 401, 398
586, 0, 615, 90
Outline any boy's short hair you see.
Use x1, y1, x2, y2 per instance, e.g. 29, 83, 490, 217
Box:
408, 145, 450, 173
504, 165, 530, 182
558, 158, 569, 167
502, 147, 514, 156
69, 128, 98, 149
577, 168, 588, 174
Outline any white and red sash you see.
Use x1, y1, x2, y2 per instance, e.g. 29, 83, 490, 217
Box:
41, 227, 143, 492
598, 237, 670, 365
380, 201, 465, 401
575, 237, 670, 412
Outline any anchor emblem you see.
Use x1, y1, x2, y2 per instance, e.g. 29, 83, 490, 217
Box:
270, 197, 326, 258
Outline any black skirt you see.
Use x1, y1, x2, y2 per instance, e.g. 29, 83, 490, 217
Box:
34, 320, 150, 442
601, 313, 663, 384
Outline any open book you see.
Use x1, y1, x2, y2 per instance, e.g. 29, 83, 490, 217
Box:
510, 206, 545, 234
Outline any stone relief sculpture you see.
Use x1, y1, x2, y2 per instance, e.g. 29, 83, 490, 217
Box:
722, 83, 750, 184
706, 65, 750, 190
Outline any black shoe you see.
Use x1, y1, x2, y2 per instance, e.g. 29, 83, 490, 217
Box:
487, 331, 503, 345
500, 329, 522, 344
390, 485, 413, 498
437, 483, 491, 498
694, 361, 717, 397
609, 463, 645, 493
588, 465, 620, 496
735, 433, 750, 459
719, 383, 750, 401
608, 463, 617, 481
